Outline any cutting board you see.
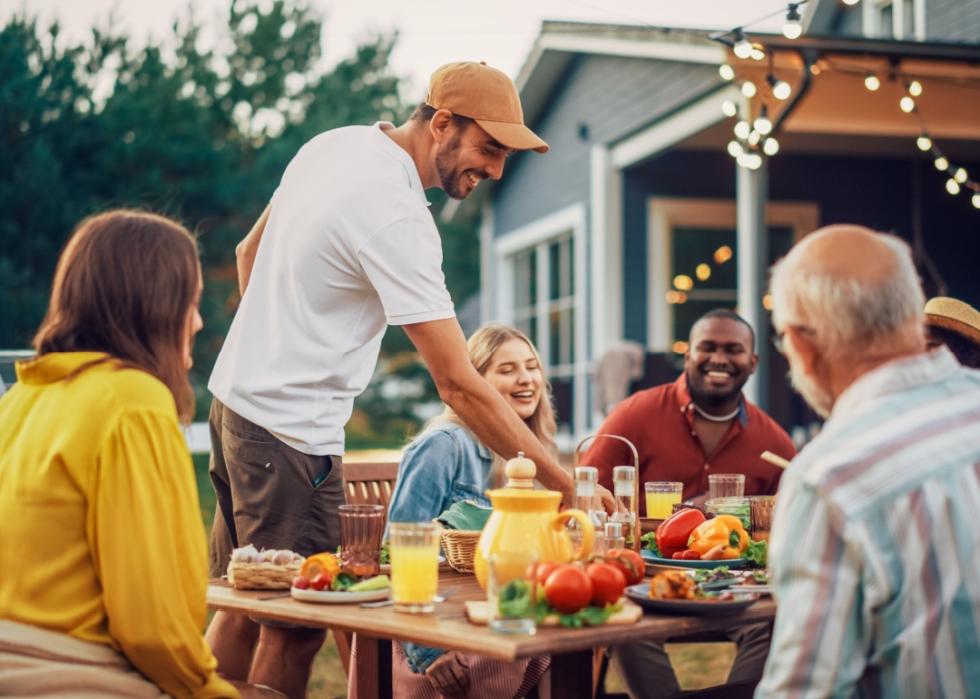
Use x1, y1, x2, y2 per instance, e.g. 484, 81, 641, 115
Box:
465, 600, 642, 626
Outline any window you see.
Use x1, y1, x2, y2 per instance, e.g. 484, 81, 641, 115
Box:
868, 0, 923, 40
509, 233, 576, 435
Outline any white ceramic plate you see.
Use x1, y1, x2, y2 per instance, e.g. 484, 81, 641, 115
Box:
291, 587, 390, 604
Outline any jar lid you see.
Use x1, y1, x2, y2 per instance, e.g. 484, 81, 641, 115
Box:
612, 465, 636, 481
604, 521, 624, 536
574, 466, 598, 482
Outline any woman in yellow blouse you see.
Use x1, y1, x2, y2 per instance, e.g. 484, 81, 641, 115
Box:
0, 211, 241, 697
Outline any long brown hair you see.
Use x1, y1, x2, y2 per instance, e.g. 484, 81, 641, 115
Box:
425, 323, 558, 483
33, 210, 201, 421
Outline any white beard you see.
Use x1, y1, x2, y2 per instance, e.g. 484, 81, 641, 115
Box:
788, 361, 834, 418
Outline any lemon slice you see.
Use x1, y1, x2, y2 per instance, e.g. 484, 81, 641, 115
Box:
300, 552, 340, 579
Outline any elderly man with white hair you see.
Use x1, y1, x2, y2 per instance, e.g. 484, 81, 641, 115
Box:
757, 224, 980, 698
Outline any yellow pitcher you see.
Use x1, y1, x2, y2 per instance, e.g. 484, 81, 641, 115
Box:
474, 452, 594, 590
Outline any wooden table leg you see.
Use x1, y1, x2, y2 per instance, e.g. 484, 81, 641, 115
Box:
547, 649, 595, 699
351, 634, 392, 699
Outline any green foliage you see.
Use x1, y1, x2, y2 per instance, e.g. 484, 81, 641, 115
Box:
0, 1, 480, 442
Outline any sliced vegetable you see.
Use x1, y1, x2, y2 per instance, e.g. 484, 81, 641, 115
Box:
686, 514, 748, 560
330, 572, 358, 591
301, 552, 341, 580
292, 575, 311, 590
656, 508, 706, 558
312, 573, 332, 591
348, 574, 391, 592
498, 579, 534, 619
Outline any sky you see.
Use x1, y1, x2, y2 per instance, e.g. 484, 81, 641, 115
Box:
6, 0, 794, 99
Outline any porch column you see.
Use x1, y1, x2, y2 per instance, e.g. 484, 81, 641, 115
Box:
736, 160, 769, 409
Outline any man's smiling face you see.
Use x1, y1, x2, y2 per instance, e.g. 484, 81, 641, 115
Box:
435, 120, 512, 200
684, 316, 758, 408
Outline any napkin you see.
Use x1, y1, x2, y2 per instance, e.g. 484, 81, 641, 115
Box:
435, 499, 492, 531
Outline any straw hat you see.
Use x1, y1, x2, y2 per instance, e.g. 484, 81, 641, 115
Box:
924, 297, 980, 345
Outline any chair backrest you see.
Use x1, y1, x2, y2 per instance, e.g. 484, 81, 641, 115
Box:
342, 461, 399, 508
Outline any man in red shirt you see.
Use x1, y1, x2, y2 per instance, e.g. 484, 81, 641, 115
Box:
583, 309, 795, 510
585, 309, 796, 698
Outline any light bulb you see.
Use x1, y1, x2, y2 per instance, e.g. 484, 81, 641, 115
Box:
934, 156, 949, 171
972, 192, 980, 209
771, 79, 792, 100
946, 179, 960, 195
727, 140, 744, 158
741, 81, 757, 98
733, 29, 753, 59
843, 0, 860, 5
750, 47, 766, 62
916, 136, 932, 151
763, 137, 780, 156
864, 74, 881, 91
736, 152, 751, 168
907, 80, 923, 96
745, 153, 763, 170
748, 130, 761, 146
900, 96, 916, 113
954, 167, 968, 184
719, 64, 736, 81
734, 120, 751, 139
754, 106, 773, 135
783, 4, 803, 39
722, 100, 737, 117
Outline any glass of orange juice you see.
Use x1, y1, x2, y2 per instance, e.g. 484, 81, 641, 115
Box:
645, 481, 683, 519
389, 522, 442, 613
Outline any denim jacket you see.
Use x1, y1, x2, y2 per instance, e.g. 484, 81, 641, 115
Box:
387, 422, 492, 673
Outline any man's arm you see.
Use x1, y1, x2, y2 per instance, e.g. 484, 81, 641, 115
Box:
405, 318, 608, 508
235, 204, 271, 295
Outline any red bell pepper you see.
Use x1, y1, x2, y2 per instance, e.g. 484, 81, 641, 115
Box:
655, 508, 706, 558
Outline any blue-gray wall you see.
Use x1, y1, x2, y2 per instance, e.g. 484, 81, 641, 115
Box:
492, 54, 721, 237
926, 0, 980, 42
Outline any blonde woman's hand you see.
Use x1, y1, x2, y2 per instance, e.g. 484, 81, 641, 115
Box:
597, 484, 616, 513
425, 651, 470, 696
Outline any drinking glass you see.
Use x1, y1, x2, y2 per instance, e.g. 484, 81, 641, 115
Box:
748, 495, 776, 541
338, 504, 385, 578
705, 496, 751, 531
644, 481, 683, 519
708, 473, 745, 499
389, 522, 442, 613
487, 550, 537, 635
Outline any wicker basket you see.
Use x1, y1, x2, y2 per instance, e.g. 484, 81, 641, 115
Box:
226, 560, 304, 590
441, 530, 481, 574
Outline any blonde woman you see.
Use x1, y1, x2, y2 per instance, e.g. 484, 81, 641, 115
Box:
368, 324, 554, 698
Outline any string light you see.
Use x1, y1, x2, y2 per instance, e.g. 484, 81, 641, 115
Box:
899, 96, 916, 113
954, 167, 969, 184
734, 120, 751, 139
733, 29, 753, 59
714, 246, 734, 264
916, 135, 932, 151
946, 179, 960, 195
727, 140, 744, 158
763, 137, 780, 156
769, 75, 792, 100
722, 100, 738, 117
750, 46, 766, 61
842, 0, 860, 5
934, 156, 949, 171
754, 105, 773, 135
673, 274, 694, 291
864, 74, 881, 91
748, 130, 762, 146
696, 264, 712, 281
973, 193, 980, 209
782, 4, 803, 39
741, 81, 757, 97
719, 64, 736, 81
907, 80, 923, 96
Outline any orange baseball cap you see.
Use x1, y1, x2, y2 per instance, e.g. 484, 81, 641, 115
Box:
426, 61, 549, 154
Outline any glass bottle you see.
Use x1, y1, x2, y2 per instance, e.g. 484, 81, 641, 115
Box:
611, 465, 638, 549
603, 521, 626, 552
571, 466, 605, 553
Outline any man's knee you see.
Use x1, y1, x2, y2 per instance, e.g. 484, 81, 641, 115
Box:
259, 625, 326, 658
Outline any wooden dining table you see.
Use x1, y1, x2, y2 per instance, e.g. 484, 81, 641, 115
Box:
208, 570, 776, 699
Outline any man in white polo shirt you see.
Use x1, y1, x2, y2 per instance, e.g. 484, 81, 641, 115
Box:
205, 62, 600, 696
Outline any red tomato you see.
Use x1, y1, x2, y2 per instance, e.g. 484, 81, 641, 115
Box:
534, 561, 561, 587
605, 549, 645, 585
679, 550, 701, 560
656, 509, 706, 558
292, 575, 311, 590
586, 562, 626, 607
544, 565, 594, 614
311, 573, 332, 591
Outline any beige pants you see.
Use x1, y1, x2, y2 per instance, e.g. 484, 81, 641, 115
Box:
0, 620, 167, 698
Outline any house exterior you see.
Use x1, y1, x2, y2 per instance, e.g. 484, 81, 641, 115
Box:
445, 0, 980, 449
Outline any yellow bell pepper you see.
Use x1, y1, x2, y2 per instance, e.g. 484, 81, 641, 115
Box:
686, 514, 749, 560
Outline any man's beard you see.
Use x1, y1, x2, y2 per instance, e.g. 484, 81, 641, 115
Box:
788, 363, 834, 418
686, 366, 749, 411
436, 132, 468, 200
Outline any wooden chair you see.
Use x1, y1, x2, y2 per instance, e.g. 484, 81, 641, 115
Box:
334, 461, 400, 676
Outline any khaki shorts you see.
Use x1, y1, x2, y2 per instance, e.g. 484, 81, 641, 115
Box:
208, 399, 345, 579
